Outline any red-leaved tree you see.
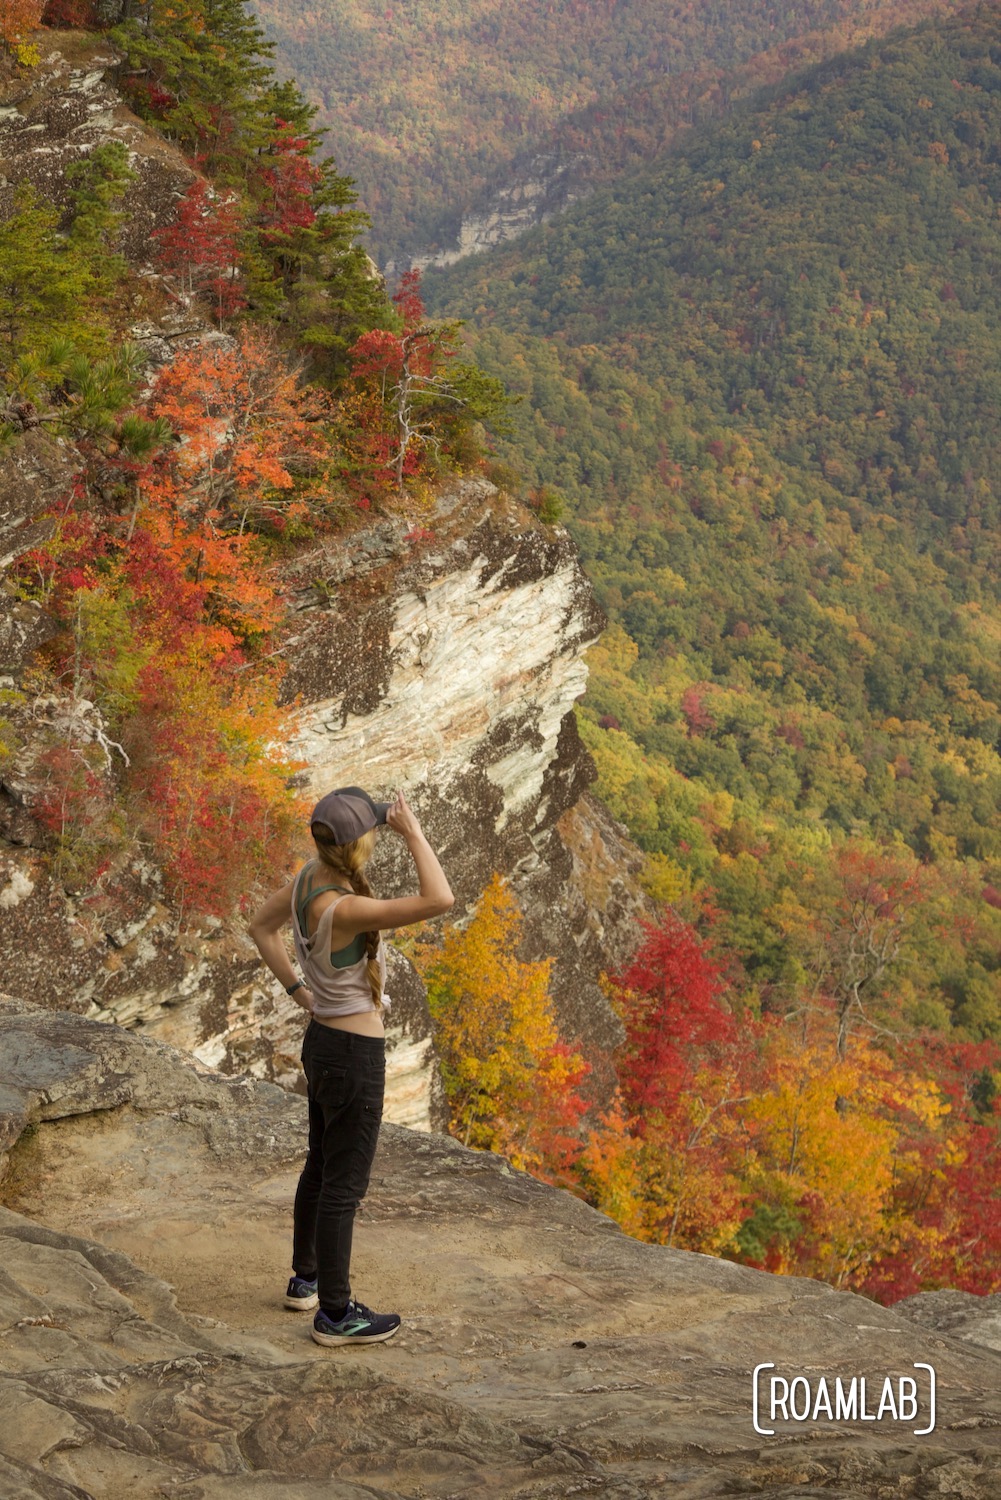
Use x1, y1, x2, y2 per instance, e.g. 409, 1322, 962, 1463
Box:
347, 270, 465, 497
611, 908, 764, 1251
153, 180, 246, 323
255, 119, 321, 247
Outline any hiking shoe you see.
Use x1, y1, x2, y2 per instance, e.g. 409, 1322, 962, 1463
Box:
311, 1298, 401, 1346
284, 1275, 319, 1310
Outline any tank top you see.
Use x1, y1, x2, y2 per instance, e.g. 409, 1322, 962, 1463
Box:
290, 861, 391, 1018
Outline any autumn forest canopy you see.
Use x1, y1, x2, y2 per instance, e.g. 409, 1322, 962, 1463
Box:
433, 3, 1001, 1294
1, 1, 998, 1298
248, 0, 975, 263
429, 4, 1001, 1041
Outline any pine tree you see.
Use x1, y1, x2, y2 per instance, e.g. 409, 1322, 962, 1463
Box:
65, 141, 136, 289
112, 0, 274, 178
247, 80, 387, 377
0, 188, 95, 363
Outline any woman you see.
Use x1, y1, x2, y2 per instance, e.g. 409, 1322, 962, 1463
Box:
249, 785, 453, 1347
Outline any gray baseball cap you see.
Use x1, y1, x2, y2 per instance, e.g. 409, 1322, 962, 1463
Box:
310, 786, 391, 844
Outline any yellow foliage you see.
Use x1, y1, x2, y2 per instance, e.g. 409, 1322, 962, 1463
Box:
651, 565, 687, 595
766, 885, 813, 943
706, 786, 735, 831
582, 626, 671, 733
639, 851, 689, 904
955, 738, 1001, 779
925, 828, 958, 862
745, 1035, 926, 1288
815, 601, 859, 632
576, 713, 677, 833
586, 620, 638, 674
639, 1101, 746, 1256
416, 873, 580, 1165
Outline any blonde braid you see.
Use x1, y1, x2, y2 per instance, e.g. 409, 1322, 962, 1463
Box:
312, 828, 383, 1012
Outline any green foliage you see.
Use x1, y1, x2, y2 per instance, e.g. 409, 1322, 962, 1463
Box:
0, 3, 505, 920
445, 361, 512, 428
431, 6, 1001, 1039
0, 143, 135, 378
0, 188, 98, 361
71, 586, 153, 722
109, 2, 395, 376
253, 146, 390, 382
112, 0, 276, 179
251, 0, 959, 262
530, 485, 565, 524
1, 339, 170, 447
65, 140, 136, 270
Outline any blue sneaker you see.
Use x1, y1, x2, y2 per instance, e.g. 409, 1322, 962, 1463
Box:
284, 1275, 319, 1310
311, 1298, 401, 1346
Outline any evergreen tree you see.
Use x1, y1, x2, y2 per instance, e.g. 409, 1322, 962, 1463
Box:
0, 188, 95, 362
112, 0, 275, 178
65, 141, 137, 288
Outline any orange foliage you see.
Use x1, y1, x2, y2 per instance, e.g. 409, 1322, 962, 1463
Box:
124, 641, 304, 918
589, 907, 1001, 1298
132, 492, 283, 647
145, 325, 331, 532
1, 1, 44, 49
577, 1090, 647, 1237
15, 332, 314, 915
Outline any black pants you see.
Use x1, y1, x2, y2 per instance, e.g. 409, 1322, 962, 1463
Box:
292, 1021, 386, 1313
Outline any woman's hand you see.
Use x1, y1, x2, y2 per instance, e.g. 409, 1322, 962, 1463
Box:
385, 790, 423, 841
295, 985, 317, 1017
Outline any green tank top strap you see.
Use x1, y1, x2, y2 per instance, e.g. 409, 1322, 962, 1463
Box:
294, 861, 370, 968
295, 861, 354, 935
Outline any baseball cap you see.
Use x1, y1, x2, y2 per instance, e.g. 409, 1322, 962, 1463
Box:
310, 786, 391, 844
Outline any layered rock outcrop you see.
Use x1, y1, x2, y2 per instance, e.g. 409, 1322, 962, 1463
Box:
0, 440, 647, 1125
277, 479, 648, 1066
385, 153, 590, 276
0, 40, 651, 1126
2, 999, 998, 1499
0, 28, 196, 254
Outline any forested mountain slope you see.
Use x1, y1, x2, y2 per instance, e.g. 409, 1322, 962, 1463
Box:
249, 0, 964, 263
0, 3, 997, 1297
429, 6, 1001, 1044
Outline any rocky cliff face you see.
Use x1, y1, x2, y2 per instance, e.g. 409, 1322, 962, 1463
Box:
0, 440, 648, 1128
384, 153, 590, 276
0, 28, 196, 255
2, 999, 998, 1500
277, 479, 648, 1069
0, 38, 651, 1127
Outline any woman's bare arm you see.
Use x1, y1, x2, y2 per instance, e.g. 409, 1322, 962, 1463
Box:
248, 878, 305, 997
330, 794, 453, 939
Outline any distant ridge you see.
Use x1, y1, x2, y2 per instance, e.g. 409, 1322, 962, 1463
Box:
428, 4, 1001, 1040
249, 0, 964, 264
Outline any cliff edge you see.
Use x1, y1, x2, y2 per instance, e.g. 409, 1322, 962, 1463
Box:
0, 36, 652, 1131
1, 999, 998, 1498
